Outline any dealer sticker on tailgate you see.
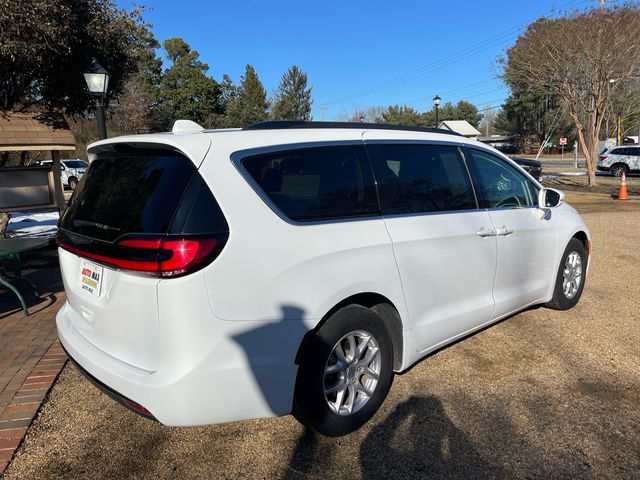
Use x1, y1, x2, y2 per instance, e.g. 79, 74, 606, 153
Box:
79, 260, 103, 298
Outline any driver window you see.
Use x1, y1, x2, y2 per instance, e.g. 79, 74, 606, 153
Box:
467, 149, 535, 209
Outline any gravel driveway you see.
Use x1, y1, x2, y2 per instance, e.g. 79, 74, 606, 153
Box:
4, 193, 640, 480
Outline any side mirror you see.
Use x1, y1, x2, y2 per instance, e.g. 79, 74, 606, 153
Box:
538, 187, 564, 209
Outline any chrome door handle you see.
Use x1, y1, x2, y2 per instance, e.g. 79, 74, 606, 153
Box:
476, 227, 496, 237
496, 226, 514, 236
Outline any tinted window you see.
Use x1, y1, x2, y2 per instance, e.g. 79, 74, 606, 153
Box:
466, 148, 537, 209
63, 160, 89, 169
367, 144, 477, 214
611, 148, 630, 156
627, 147, 640, 156
242, 145, 378, 221
60, 150, 197, 242
169, 175, 228, 234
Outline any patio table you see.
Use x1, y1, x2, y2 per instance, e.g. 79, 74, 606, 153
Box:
0, 237, 52, 316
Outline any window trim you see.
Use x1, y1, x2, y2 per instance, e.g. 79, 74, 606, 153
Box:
232, 141, 383, 226
463, 146, 541, 211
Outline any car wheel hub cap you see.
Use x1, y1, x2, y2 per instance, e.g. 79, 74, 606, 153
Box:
323, 330, 381, 416
562, 251, 582, 299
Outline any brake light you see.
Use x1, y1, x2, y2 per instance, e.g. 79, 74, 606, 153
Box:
600, 155, 607, 161
119, 237, 218, 275
57, 234, 225, 277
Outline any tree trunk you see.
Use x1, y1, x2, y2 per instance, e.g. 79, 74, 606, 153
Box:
569, 109, 598, 186
0, 213, 11, 239
586, 132, 598, 187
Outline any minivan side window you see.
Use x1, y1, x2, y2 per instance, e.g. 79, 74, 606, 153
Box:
366, 143, 477, 215
465, 148, 537, 209
242, 145, 379, 222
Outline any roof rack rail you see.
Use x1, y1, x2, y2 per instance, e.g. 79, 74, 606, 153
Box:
242, 120, 463, 136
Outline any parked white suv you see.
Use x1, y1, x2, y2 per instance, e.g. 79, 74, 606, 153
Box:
39, 159, 89, 189
56, 121, 591, 436
597, 145, 640, 176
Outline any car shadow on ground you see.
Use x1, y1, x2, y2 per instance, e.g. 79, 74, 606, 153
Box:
286, 396, 506, 479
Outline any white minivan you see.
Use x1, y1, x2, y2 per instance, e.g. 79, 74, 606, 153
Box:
56, 121, 590, 436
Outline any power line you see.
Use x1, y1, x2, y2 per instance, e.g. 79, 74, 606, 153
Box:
410, 85, 510, 110
401, 78, 497, 105
321, 29, 519, 107
320, 0, 588, 108
477, 102, 508, 112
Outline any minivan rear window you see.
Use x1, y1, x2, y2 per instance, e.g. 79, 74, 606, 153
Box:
60, 150, 197, 242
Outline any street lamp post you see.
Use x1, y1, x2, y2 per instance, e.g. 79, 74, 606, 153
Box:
83, 59, 110, 140
433, 95, 441, 128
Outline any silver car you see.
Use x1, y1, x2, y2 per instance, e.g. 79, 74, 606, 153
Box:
39, 159, 89, 189
597, 146, 640, 176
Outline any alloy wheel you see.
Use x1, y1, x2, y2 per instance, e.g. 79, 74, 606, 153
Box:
562, 251, 583, 299
323, 330, 381, 416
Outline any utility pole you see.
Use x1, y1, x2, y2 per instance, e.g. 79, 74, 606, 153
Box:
617, 112, 622, 145
319, 106, 327, 121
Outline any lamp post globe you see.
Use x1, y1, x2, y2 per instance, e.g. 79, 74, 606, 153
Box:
83, 59, 110, 140
433, 95, 441, 128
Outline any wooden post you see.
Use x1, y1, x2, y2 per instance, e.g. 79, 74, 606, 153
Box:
51, 150, 66, 212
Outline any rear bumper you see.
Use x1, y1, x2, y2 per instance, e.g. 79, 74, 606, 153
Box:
56, 300, 304, 426
63, 344, 157, 421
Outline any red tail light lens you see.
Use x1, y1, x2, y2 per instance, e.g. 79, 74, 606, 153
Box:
118, 237, 218, 276
600, 155, 607, 161
57, 233, 226, 277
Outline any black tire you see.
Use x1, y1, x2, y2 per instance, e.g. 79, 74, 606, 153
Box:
546, 238, 587, 310
610, 164, 628, 177
68, 177, 78, 190
293, 304, 394, 437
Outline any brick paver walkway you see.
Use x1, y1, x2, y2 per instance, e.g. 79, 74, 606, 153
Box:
0, 264, 66, 474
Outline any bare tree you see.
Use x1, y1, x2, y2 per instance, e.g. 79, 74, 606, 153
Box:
501, 5, 640, 186
335, 104, 385, 123
603, 78, 640, 139
479, 105, 499, 136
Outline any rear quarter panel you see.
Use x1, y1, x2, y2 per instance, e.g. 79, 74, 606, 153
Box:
197, 132, 409, 332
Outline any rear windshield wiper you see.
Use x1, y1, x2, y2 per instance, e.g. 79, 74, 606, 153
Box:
73, 219, 121, 232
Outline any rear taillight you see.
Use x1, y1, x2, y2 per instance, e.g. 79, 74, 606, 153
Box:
57, 233, 227, 277
600, 155, 607, 161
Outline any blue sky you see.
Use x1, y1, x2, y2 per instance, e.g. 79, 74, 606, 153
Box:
117, 0, 593, 120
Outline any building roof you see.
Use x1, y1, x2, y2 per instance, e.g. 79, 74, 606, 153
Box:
0, 112, 76, 151
437, 120, 481, 137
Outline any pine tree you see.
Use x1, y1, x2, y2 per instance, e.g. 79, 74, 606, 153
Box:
271, 65, 312, 120
226, 65, 268, 127
380, 105, 422, 126
155, 38, 222, 130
